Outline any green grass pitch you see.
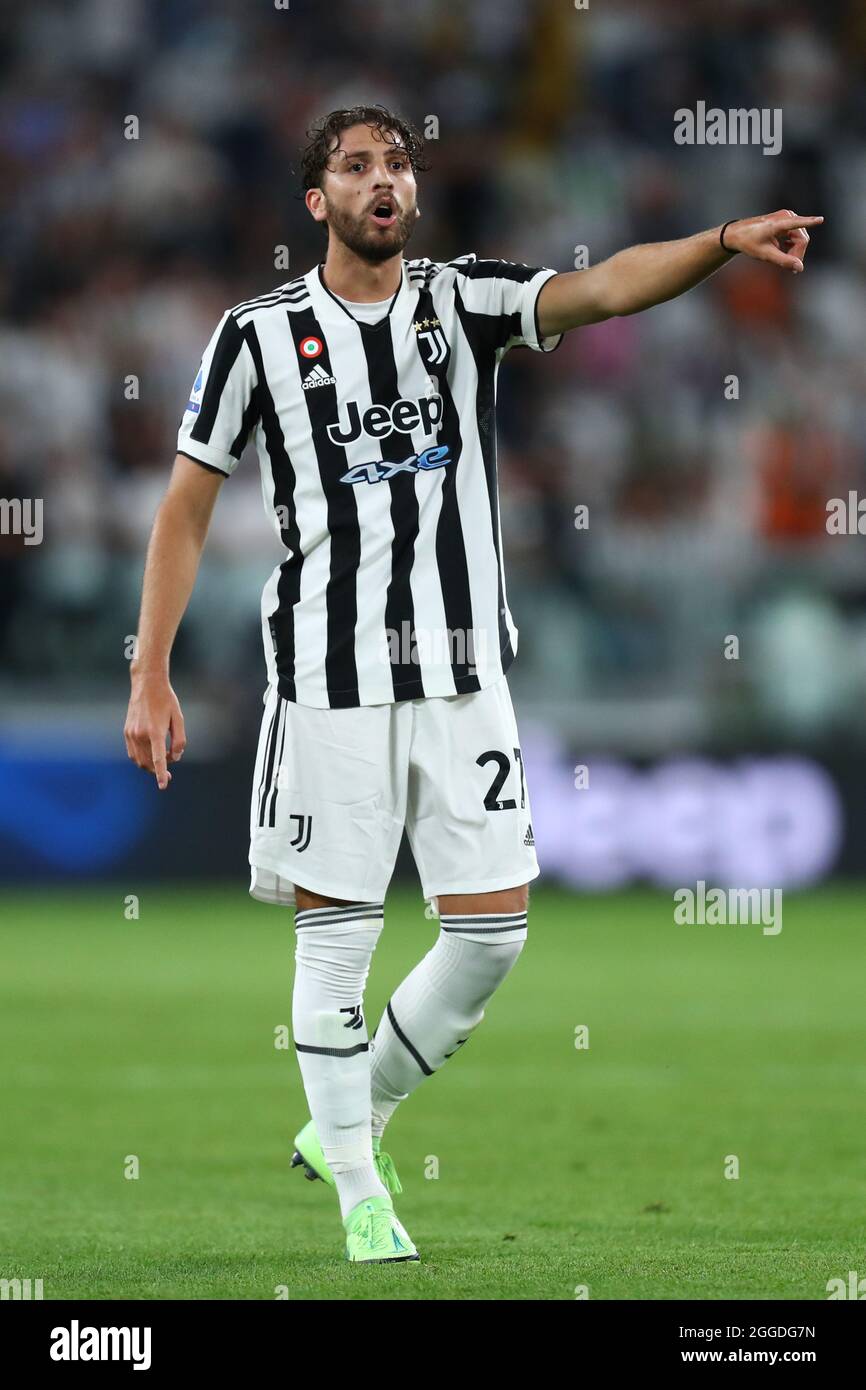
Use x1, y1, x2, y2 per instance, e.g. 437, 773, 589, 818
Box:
1, 884, 863, 1300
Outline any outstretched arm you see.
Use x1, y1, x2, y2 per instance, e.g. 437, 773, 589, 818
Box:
537, 210, 824, 334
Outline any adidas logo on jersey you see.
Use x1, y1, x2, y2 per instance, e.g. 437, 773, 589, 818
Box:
302, 364, 336, 390
524, 823, 535, 847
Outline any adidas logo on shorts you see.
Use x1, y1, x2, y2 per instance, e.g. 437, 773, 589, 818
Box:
524, 823, 535, 847
302, 364, 336, 390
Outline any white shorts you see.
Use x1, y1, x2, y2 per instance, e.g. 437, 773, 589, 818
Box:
248, 677, 539, 908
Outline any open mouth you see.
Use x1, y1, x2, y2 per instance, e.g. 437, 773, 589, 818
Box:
370, 201, 397, 227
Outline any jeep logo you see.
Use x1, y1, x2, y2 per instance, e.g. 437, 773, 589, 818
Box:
327, 395, 443, 446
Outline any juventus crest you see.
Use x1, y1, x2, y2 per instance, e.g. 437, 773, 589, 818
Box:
289, 814, 312, 852
414, 315, 449, 366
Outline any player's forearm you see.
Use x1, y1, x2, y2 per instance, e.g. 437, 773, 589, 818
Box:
130, 493, 210, 681
539, 225, 734, 332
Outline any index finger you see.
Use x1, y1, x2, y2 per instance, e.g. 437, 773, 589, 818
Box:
775, 214, 824, 231
150, 734, 171, 790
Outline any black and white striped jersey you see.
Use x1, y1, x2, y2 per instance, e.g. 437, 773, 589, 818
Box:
177, 254, 562, 708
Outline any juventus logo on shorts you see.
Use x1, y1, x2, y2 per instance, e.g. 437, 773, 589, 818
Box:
289, 814, 312, 852
341, 1004, 364, 1031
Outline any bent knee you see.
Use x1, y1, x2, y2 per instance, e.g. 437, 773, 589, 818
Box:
437, 882, 530, 916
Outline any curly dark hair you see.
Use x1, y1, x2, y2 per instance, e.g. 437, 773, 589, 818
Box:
299, 104, 430, 194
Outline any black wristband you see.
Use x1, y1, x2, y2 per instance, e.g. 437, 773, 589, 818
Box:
720, 220, 741, 255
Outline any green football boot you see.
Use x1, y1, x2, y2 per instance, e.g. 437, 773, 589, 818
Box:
291, 1119, 402, 1195
344, 1195, 419, 1264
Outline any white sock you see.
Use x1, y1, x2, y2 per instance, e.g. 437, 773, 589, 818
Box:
292, 901, 389, 1219
370, 911, 527, 1137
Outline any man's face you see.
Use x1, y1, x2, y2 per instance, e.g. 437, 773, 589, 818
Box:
308, 123, 419, 263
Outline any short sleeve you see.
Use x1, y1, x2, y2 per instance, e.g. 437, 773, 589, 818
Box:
177, 311, 259, 476
451, 256, 563, 355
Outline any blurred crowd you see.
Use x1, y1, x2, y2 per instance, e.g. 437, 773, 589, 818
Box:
2, 0, 866, 745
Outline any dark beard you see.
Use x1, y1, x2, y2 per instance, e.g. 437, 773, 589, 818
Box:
326, 201, 417, 264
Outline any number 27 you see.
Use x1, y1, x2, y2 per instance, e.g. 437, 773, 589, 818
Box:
476, 747, 525, 811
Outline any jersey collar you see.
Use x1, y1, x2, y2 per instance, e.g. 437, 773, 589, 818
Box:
313, 260, 409, 327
